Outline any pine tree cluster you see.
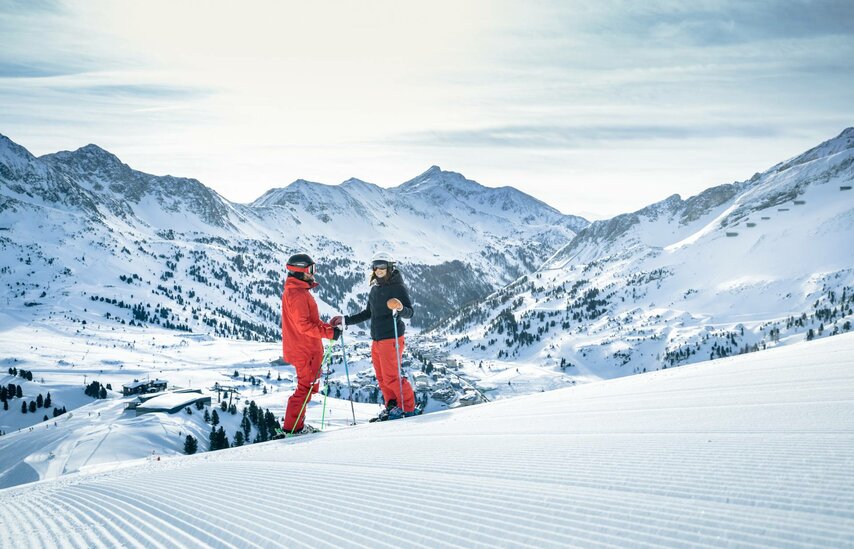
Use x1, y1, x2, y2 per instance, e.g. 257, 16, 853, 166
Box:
209, 426, 229, 451
200, 400, 281, 453
84, 381, 108, 399
8, 367, 34, 381
1, 383, 22, 410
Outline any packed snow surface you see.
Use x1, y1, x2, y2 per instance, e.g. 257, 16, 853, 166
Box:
1, 333, 852, 548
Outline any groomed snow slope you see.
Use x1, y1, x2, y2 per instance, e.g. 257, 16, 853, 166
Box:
1, 334, 853, 548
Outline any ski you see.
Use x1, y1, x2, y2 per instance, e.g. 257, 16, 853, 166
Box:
273, 424, 320, 439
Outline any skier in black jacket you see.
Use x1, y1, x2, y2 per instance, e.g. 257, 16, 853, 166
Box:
331, 252, 416, 420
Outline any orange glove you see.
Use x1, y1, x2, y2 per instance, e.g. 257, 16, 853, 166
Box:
386, 298, 403, 311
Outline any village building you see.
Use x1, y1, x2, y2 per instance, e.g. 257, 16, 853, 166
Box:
122, 379, 168, 396
133, 391, 211, 416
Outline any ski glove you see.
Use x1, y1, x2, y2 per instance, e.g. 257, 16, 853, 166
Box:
331, 327, 342, 341
386, 298, 403, 312
329, 316, 343, 327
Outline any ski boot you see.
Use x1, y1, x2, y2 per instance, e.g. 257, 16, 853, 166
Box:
369, 400, 397, 423
386, 406, 404, 420
403, 405, 423, 418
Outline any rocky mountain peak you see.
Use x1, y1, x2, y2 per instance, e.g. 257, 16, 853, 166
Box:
0, 134, 37, 174
397, 165, 483, 195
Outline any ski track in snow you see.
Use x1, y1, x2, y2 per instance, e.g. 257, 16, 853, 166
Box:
1, 335, 854, 548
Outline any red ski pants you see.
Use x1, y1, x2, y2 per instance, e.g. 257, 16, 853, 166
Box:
283, 351, 322, 431
371, 336, 415, 412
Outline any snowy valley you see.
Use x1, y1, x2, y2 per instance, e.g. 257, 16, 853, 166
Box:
0, 128, 853, 541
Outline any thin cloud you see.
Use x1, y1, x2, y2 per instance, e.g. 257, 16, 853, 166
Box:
395, 124, 785, 149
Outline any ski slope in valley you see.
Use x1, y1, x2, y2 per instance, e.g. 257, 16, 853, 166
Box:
0, 333, 852, 548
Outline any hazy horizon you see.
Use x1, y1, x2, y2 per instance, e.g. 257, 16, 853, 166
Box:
2, 0, 853, 219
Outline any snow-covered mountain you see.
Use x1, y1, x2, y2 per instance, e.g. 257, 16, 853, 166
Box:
0, 134, 588, 337
2, 332, 852, 547
434, 128, 854, 384
249, 166, 586, 268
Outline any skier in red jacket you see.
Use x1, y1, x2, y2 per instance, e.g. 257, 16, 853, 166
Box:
281, 253, 340, 434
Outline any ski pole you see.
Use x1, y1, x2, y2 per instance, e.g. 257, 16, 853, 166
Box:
320, 360, 331, 430
339, 330, 357, 426
392, 309, 405, 413
289, 343, 333, 436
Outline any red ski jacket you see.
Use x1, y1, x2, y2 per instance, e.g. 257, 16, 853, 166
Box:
281, 276, 334, 363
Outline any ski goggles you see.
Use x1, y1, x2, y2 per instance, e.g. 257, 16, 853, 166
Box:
288, 263, 316, 275
371, 261, 389, 271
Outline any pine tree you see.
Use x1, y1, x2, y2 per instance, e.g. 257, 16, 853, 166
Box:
2, 401, 7, 411
29, 401, 36, 413
249, 401, 259, 425
184, 435, 198, 455
44, 392, 51, 407
258, 420, 268, 442
204, 409, 211, 423
211, 409, 220, 426
99, 386, 107, 399
241, 416, 251, 441
264, 410, 278, 434
16, 386, 22, 398
209, 428, 218, 451
36, 394, 44, 408
21, 402, 27, 414
217, 426, 229, 449
233, 431, 245, 447
220, 401, 227, 412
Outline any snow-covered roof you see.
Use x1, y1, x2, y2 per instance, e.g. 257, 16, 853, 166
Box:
122, 380, 148, 389
135, 392, 207, 412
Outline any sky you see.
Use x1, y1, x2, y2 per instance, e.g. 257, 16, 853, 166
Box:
1, 0, 853, 219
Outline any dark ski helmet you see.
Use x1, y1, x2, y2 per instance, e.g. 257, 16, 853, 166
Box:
371, 251, 395, 272
287, 253, 316, 277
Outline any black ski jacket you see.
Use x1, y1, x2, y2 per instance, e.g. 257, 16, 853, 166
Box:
345, 270, 414, 341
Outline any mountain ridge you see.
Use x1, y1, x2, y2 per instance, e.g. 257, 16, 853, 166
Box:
0, 133, 588, 334
428, 128, 854, 384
